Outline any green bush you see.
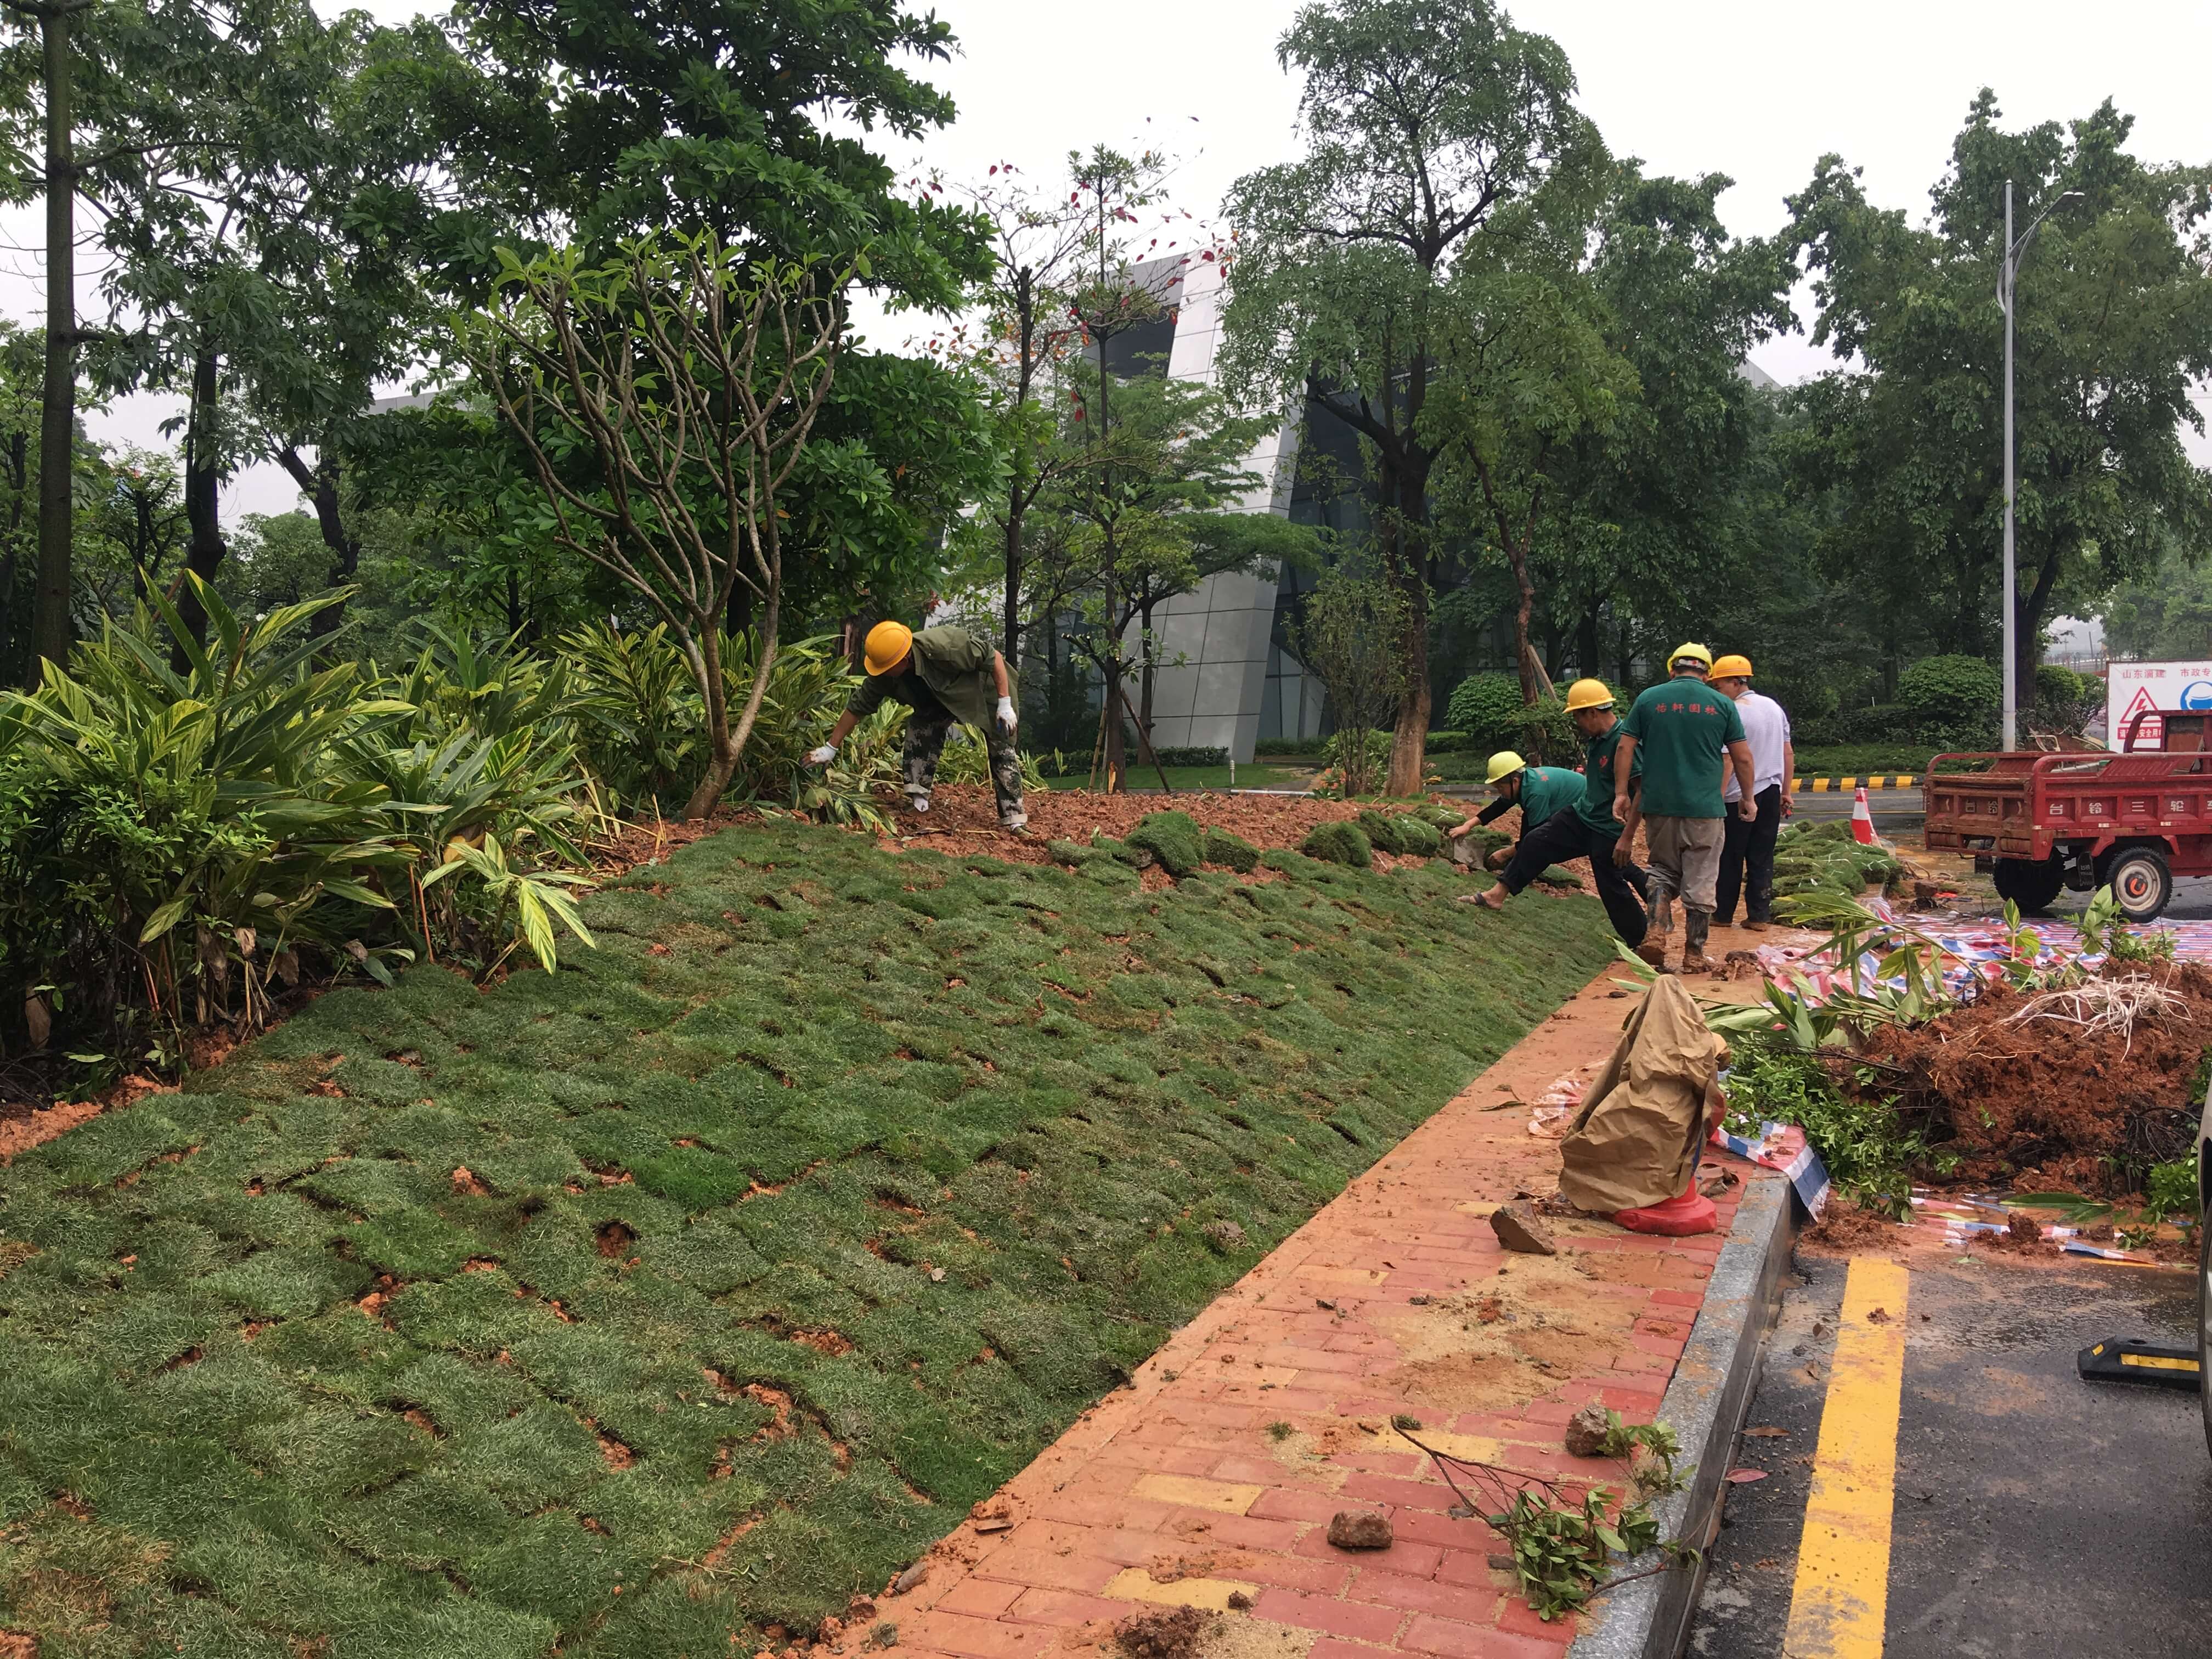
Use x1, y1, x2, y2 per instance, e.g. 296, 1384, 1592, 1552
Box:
1252, 736, 1315, 757
1201, 828, 1261, 872
1300, 820, 1373, 868
1423, 730, 1474, 755
1898, 654, 2001, 729
1319, 727, 1391, 777
1445, 673, 1525, 742
1, 580, 597, 1069
1722, 1036, 1928, 1212
1126, 810, 1205, 878
1443, 676, 1579, 765
1152, 745, 1229, 768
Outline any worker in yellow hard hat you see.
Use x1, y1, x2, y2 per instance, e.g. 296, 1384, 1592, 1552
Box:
1466, 678, 1653, 948
1709, 654, 1794, 933
1447, 750, 1586, 872
1611, 645, 1756, 973
808, 619, 1027, 831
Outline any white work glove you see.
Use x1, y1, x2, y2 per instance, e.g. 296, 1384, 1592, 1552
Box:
995, 695, 1017, 736
805, 744, 837, 767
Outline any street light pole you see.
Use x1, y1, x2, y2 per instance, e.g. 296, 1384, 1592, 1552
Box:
1997, 182, 2083, 751
2002, 180, 2016, 751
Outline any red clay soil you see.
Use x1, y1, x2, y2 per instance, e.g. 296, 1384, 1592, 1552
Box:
1864, 963, 2212, 1193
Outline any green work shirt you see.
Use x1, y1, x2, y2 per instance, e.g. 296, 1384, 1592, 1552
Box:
844, 625, 1003, 730
1514, 766, 1584, 831
1620, 675, 1746, 819
1573, 724, 1639, 838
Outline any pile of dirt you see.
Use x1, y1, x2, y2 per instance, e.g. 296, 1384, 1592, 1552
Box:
1863, 964, 2212, 1192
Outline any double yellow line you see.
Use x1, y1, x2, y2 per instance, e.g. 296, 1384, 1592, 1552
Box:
1784, 1258, 1910, 1657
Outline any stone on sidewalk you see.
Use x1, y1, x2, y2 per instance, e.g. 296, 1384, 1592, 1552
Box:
1326, 1509, 1393, 1549
1565, 1401, 1612, 1458
1489, 1201, 1558, 1255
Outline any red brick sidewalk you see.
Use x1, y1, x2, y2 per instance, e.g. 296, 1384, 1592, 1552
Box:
882, 970, 1763, 1659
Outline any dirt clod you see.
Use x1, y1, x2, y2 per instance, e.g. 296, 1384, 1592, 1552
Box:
1326, 1509, 1393, 1549
1115, 1605, 1213, 1659
1564, 1402, 1612, 1458
889, 1562, 928, 1596
1488, 1203, 1557, 1256
1226, 1591, 1254, 1611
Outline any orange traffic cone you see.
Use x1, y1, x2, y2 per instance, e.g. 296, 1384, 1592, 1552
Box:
1850, 784, 1876, 846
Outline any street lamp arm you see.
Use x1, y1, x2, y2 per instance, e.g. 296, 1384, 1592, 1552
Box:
2002, 190, 2086, 303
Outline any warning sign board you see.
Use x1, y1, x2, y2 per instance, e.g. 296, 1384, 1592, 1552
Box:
2106, 661, 2212, 749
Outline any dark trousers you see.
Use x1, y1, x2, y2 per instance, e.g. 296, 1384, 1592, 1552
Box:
1716, 784, 1783, 923
1500, 809, 1651, 946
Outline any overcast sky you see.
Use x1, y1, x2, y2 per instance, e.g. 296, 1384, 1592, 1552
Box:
10, 0, 2208, 520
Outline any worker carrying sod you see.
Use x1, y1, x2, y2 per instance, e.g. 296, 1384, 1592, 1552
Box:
806, 620, 1028, 831
1448, 751, 1585, 870
1468, 679, 1654, 947
1611, 643, 1756, 974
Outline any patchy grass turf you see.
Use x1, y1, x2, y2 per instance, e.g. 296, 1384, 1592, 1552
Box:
0, 818, 1614, 1655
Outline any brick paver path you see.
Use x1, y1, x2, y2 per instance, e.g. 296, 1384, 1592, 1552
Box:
884, 969, 1774, 1659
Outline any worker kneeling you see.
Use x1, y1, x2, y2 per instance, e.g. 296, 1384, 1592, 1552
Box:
1461, 680, 1652, 947
806, 621, 1028, 831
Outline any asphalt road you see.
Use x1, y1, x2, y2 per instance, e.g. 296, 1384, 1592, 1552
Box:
1687, 1247, 2212, 1658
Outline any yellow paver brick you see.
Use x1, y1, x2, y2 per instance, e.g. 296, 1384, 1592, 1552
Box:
1129, 1474, 1265, 1514
1103, 1569, 1262, 1611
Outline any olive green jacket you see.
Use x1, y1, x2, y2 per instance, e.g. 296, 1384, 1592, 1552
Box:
843, 625, 1006, 729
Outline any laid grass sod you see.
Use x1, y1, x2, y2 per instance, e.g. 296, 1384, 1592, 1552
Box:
0, 817, 1615, 1656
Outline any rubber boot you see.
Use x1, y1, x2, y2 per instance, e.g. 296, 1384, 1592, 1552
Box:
1638, 891, 1674, 971
1681, 909, 1712, 975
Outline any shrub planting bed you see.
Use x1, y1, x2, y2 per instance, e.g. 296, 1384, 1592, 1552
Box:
0, 813, 1614, 1655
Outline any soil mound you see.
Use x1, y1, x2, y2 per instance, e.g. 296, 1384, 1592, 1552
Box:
1865, 964, 2212, 1190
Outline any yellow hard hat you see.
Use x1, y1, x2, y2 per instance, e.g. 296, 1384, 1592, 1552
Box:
1710, 653, 1753, 680
1669, 641, 1714, 672
863, 620, 913, 676
1562, 677, 1614, 714
1485, 750, 1528, 787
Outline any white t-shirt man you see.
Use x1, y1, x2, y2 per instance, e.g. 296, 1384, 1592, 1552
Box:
1723, 689, 1792, 801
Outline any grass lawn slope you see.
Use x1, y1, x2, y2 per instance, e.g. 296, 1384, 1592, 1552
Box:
0, 819, 1614, 1657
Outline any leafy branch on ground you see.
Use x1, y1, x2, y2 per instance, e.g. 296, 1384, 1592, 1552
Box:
1396, 1426, 1694, 1622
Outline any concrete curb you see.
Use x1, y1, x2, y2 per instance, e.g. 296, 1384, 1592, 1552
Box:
1567, 1170, 1798, 1659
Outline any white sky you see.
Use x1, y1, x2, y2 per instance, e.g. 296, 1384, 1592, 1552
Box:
7, 0, 2207, 520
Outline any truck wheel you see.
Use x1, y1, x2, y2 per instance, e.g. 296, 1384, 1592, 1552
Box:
1992, 856, 2064, 913
2103, 847, 2173, 923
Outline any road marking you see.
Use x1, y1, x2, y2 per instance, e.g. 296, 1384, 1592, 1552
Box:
1784, 1257, 1909, 1658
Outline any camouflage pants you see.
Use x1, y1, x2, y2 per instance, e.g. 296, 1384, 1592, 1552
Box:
903, 707, 1028, 829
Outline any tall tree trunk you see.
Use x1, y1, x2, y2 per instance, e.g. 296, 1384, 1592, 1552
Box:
0, 430, 26, 678
1383, 452, 1432, 797
1138, 595, 1158, 737
275, 437, 363, 642
26, 2, 75, 683
1576, 602, 1601, 680
2018, 541, 2063, 719
1001, 269, 1036, 669
170, 347, 226, 663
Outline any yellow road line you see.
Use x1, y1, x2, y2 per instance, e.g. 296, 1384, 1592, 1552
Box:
1784, 1257, 1909, 1658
